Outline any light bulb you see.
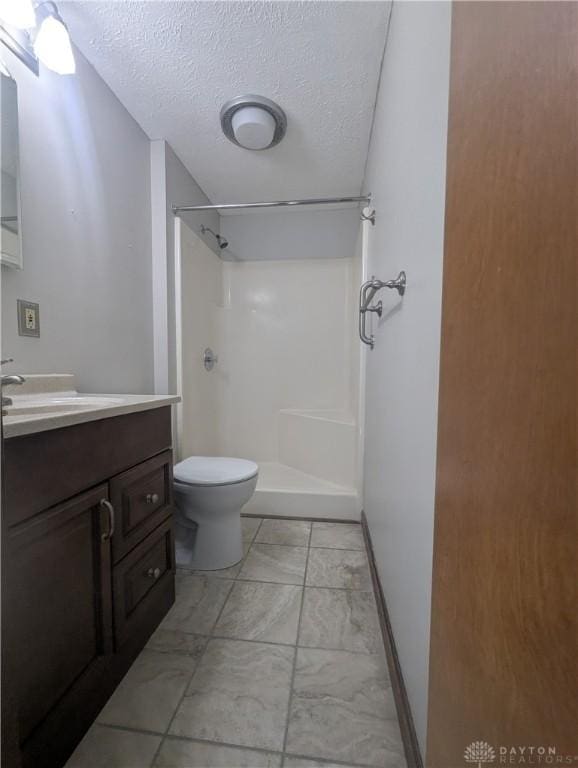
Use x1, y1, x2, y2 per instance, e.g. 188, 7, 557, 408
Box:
231, 106, 276, 150
0, 0, 36, 29
34, 11, 75, 75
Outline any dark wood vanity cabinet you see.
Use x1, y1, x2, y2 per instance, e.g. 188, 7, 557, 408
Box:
1, 407, 176, 768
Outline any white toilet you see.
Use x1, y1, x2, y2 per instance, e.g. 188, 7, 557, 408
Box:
173, 456, 259, 570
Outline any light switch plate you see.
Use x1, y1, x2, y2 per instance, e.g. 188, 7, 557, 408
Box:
17, 299, 40, 337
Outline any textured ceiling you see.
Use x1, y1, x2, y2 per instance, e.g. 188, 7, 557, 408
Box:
60, 1, 389, 203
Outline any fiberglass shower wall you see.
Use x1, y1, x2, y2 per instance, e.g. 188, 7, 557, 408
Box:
176, 218, 225, 460
176, 209, 364, 517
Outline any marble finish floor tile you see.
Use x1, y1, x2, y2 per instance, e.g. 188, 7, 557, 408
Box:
306, 548, 371, 591
310, 522, 364, 551
190, 539, 251, 579
155, 737, 282, 767
161, 574, 234, 635
256, 519, 312, 547
299, 587, 382, 654
283, 759, 361, 768
146, 628, 207, 658
215, 581, 303, 644
239, 544, 307, 585
65, 725, 161, 768
242, 516, 263, 542
98, 650, 198, 733
170, 638, 294, 751
286, 648, 404, 767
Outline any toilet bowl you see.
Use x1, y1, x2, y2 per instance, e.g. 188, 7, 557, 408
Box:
173, 456, 259, 570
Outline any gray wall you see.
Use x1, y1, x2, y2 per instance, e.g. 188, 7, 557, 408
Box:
220, 207, 360, 262
362, 2, 451, 754
1, 46, 153, 393
165, 143, 220, 262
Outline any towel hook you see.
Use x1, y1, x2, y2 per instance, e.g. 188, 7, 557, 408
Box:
359, 271, 406, 348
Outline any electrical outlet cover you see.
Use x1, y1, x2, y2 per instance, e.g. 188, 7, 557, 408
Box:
17, 299, 40, 337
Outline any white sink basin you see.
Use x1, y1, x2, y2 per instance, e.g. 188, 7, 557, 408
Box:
5, 396, 126, 417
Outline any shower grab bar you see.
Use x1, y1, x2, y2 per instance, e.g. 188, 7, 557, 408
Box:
359, 272, 406, 349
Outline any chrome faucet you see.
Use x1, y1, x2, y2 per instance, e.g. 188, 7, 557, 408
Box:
1, 374, 26, 411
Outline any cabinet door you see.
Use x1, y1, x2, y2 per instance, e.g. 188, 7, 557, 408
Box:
9, 485, 113, 744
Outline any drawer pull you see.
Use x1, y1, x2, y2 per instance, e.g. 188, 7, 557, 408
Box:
146, 493, 160, 505
100, 499, 115, 541
146, 567, 161, 580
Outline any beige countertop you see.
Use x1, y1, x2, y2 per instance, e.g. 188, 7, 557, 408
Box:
2, 374, 180, 439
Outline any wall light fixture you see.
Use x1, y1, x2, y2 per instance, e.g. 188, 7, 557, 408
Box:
33, 2, 75, 75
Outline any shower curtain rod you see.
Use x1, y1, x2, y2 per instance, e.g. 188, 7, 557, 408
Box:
172, 194, 371, 214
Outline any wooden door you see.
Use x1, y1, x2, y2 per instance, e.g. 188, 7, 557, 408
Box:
9, 485, 113, 746
427, 2, 577, 765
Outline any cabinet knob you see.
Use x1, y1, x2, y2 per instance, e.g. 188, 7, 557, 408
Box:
146, 493, 159, 505
146, 567, 161, 580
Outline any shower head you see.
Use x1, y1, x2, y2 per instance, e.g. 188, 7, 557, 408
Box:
201, 224, 228, 250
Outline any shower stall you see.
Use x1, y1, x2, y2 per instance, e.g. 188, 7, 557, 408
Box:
173, 197, 370, 521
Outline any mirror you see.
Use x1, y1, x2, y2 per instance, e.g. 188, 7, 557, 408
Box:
1, 69, 22, 269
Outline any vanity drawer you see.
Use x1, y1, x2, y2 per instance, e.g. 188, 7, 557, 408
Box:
110, 450, 174, 562
4, 407, 173, 528
113, 517, 175, 648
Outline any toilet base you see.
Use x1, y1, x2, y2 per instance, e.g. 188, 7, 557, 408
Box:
174, 510, 244, 571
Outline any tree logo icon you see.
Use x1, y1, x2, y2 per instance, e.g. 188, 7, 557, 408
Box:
464, 741, 496, 768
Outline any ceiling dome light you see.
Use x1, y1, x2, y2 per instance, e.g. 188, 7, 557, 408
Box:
221, 95, 286, 151
0, 0, 35, 29
34, 2, 75, 75
231, 106, 276, 151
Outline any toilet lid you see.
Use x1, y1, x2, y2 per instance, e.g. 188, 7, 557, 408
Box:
174, 456, 259, 486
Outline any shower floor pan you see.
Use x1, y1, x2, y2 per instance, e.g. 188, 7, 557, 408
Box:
243, 461, 359, 521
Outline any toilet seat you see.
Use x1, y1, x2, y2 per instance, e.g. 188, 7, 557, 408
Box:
174, 456, 258, 487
